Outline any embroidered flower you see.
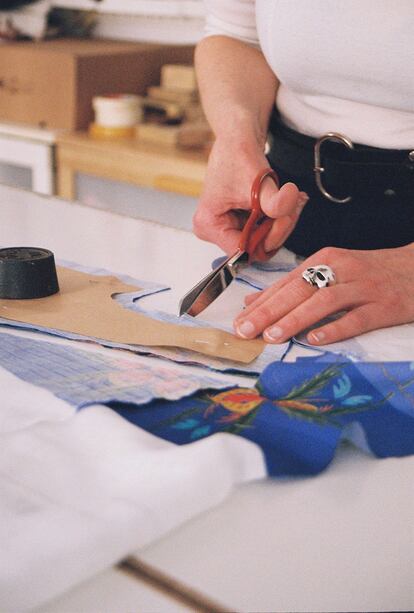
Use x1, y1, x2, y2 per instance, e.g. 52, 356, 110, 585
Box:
210, 388, 264, 414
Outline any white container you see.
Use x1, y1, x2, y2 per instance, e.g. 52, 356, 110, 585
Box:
92, 94, 143, 128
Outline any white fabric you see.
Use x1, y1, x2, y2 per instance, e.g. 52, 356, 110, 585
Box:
203, 0, 414, 149
0, 362, 266, 611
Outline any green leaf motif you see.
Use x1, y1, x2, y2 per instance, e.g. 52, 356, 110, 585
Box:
190, 425, 211, 439
173, 418, 200, 430
341, 395, 372, 406
333, 374, 352, 398
283, 364, 344, 401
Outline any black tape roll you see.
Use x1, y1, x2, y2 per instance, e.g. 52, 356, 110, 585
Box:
0, 247, 59, 299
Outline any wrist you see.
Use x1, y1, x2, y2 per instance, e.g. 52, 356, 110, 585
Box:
212, 108, 269, 152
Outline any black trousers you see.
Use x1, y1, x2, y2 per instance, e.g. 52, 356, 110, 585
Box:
267, 113, 414, 258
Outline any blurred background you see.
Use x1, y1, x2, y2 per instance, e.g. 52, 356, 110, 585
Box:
0, 0, 210, 230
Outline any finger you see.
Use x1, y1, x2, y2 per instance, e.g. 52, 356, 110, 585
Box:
262, 284, 359, 343
216, 224, 243, 255
244, 290, 263, 305
261, 189, 311, 254
306, 304, 392, 345
253, 247, 346, 293
234, 276, 317, 339
193, 207, 242, 255
219, 202, 301, 261
235, 270, 302, 323
260, 182, 300, 219
262, 215, 296, 254
239, 191, 308, 260
297, 191, 309, 207
238, 248, 350, 327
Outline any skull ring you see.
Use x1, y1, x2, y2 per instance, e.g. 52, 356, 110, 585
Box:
302, 265, 336, 289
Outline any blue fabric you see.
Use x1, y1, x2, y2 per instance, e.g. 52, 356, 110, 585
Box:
110, 356, 414, 476
2, 322, 412, 477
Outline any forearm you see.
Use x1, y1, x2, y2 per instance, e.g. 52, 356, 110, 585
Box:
195, 35, 278, 150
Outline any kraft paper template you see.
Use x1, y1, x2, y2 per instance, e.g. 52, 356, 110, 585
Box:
0, 266, 264, 364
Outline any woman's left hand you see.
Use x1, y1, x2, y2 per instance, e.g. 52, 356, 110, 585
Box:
234, 244, 414, 345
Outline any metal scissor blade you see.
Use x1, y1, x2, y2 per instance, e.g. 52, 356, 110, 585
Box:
179, 250, 247, 317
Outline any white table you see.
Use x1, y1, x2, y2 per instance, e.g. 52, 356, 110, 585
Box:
0, 185, 413, 613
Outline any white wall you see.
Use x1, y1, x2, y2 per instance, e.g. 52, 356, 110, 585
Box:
52, 0, 205, 43
53, 1, 204, 16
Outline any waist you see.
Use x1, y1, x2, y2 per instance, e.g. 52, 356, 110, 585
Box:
276, 86, 414, 150
268, 112, 414, 203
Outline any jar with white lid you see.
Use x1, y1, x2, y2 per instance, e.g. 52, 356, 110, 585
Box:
92, 94, 143, 128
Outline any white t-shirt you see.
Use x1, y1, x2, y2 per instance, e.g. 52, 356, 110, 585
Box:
204, 0, 414, 149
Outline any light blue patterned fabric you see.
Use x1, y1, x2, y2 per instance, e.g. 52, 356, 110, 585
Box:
0, 332, 236, 407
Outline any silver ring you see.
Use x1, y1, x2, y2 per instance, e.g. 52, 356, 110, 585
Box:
302, 265, 336, 289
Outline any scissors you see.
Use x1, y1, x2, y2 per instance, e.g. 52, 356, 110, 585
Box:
179, 168, 280, 317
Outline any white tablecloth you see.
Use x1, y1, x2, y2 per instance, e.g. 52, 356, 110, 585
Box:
0, 185, 413, 612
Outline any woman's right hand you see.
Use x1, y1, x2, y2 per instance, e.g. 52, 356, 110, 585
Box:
192, 136, 308, 261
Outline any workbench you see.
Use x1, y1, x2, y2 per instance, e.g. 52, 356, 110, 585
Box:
1, 184, 412, 613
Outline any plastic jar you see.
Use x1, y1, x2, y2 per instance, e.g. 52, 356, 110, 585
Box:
92, 94, 143, 128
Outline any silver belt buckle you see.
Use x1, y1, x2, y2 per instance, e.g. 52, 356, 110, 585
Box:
314, 132, 354, 203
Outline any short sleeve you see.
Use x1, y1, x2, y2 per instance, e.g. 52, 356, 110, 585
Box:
203, 0, 259, 46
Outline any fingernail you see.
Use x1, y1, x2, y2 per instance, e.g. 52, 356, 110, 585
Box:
309, 330, 326, 344
264, 325, 283, 341
236, 320, 255, 338
295, 194, 309, 215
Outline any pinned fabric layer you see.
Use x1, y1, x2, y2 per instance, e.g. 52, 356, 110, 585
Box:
0, 265, 264, 364
111, 356, 414, 476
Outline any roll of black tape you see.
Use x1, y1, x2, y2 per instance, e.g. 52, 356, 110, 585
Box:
0, 247, 59, 299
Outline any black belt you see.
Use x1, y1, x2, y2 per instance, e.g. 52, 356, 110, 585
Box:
266, 113, 414, 256
268, 113, 414, 203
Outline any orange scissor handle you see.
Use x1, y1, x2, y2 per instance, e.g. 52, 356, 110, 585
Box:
239, 168, 280, 261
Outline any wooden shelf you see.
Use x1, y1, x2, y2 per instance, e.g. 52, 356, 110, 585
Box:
56, 131, 208, 200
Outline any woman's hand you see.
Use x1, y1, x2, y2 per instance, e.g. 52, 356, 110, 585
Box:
193, 136, 308, 260
234, 244, 414, 344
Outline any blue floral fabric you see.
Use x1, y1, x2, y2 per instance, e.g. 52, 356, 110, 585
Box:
110, 355, 414, 476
